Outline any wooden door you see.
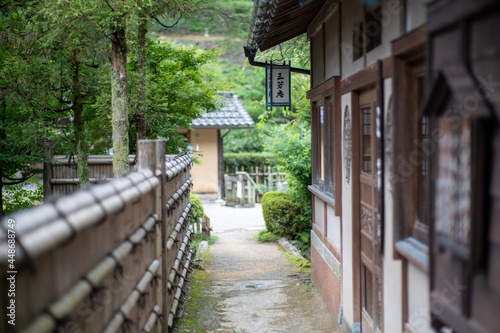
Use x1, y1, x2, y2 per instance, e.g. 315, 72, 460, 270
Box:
359, 88, 383, 333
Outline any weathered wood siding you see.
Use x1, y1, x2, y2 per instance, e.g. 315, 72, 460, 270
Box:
46, 155, 179, 199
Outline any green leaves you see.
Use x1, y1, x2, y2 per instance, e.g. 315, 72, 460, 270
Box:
2, 178, 43, 215
127, 40, 226, 153
263, 125, 312, 227
189, 193, 204, 224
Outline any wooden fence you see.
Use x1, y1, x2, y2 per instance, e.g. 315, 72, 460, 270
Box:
224, 172, 256, 207
44, 154, 179, 199
225, 166, 288, 202
0, 140, 193, 333
44, 155, 135, 198
225, 165, 286, 188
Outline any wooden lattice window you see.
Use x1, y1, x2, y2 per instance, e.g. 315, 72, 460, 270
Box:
308, 77, 341, 215
352, 6, 382, 62
393, 34, 430, 267
423, 65, 492, 333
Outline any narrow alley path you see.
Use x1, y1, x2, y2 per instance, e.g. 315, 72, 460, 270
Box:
173, 200, 344, 333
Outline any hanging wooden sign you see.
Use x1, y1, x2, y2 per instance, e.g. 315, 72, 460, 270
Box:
266, 62, 291, 110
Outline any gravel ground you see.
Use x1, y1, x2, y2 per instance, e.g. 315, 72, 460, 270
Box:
173, 200, 345, 333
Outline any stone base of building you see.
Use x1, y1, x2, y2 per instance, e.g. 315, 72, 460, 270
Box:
311, 234, 342, 324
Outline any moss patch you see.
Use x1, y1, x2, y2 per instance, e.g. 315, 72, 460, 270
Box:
284, 251, 312, 275
255, 230, 279, 243
172, 269, 221, 333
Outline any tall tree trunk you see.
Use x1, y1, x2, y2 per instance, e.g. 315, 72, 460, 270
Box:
70, 50, 89, 187
136, 12, 147, 142
111, 24, 130, 177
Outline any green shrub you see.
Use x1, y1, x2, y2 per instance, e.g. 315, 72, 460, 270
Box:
261, 191, 309, 238
263, 125, 312, 229
224, 152, 276, 173
189, 194, 204, 224
190, 232, 218, 252
2, 178, 43, 215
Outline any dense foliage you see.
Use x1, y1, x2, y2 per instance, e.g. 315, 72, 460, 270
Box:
2, 178, 43, 215
261, 191, 309, 238
1, 0, 314, 223
189, 193, 205, 224
224, 152, 276, 172
152, 0, 253, 39
264, 125, 312, 230
0, 1, 226, 215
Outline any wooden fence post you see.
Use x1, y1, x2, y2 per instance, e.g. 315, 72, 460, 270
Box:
137, 139, 167, 332
137, 139, 157, 172
202, 215, 211, 237
43, 139, 53, 200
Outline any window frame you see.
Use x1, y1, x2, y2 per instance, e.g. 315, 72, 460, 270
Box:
391, 25, 430, 270
308, 77, 342, 215
352, 5, 383, 62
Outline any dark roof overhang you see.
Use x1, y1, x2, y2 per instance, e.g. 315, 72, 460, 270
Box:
246, 0, 328, 56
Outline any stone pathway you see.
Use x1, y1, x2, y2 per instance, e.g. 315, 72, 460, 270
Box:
173, 201, 344, 333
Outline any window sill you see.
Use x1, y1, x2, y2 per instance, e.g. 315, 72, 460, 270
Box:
395, 237, 429, 273
308, 185, 335, 208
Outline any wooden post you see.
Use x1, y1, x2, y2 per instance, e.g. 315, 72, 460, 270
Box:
217, 129, 224, 200
137, 139, 157, 171
138, 139, 167, 332
202, 215, 211, 237
43, 139, 53, 201
153, 140, 166, 333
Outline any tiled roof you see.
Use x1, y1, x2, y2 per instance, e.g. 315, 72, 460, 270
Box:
191, 93, 255, 129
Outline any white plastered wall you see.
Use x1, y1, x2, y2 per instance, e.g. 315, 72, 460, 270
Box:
407, 263, 434, 333
341, 92, 354, 329
325, 7, 341, 79
312, 29, 325, 87
382, 78, 403, 333
341, 0, 403, 77
406, 0, 429, 32
366, 0, 402, 66
341, 0, 365, 79
314, 198, 325, 233
326, 206, 341, 253
190, 129, 219, 193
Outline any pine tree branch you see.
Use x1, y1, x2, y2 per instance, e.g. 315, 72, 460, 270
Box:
81, 61, 99, 69
152, 15, 182, 29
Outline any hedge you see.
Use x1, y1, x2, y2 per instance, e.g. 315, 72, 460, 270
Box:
261, 191, 309, 238
224, 152, 277, 173
189, 194, 204, 224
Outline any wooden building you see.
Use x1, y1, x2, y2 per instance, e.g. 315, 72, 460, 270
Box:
246, 0, 500, 332
179, 92, 254, 198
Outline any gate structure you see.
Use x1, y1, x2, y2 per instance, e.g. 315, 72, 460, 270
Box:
0, 140, 193, 333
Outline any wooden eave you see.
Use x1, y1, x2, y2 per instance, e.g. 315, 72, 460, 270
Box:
249, 0, 328, 52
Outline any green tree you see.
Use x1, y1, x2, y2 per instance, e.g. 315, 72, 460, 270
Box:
0, 100, 44, 216
41, 0, 220, 176
0, 2, 58, 215
152, 0, 253, 39
264, 125, 312, 228
9, 1, 109, 186
135, 0, 200, 141
38, 0, 138, 176
128, 41, 226, 153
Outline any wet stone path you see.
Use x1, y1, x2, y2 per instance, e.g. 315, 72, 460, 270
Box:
173, 201, 343, 333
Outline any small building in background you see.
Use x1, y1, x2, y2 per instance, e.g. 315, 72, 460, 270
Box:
179, 92, 254, 198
